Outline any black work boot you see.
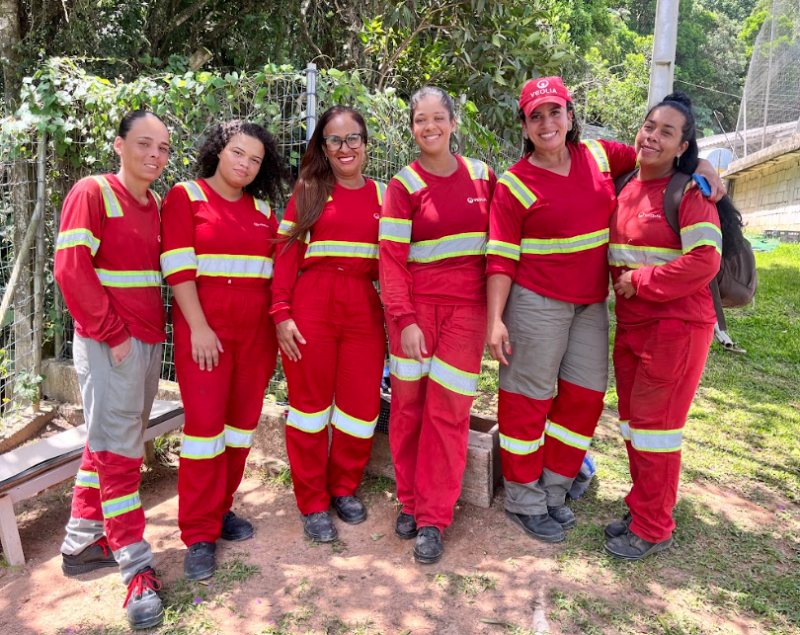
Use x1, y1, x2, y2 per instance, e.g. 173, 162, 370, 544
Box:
61, 536, 117, 577
183, 541, 217, 580
124, 566, 164, 630
547, 504, 576, 529
604, 531, 673, 561
605, 512, 632, 539
330, 495, 367, 525
221, 511, 255, 541
505, 510, 565, 543
413, 526, 444, 564
395, 511, 418, 540
303, 511, 338, 542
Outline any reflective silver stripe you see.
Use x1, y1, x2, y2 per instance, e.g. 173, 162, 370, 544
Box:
286, 406, 331, 433
75, 470, 100, 489
197, 255, 274, 278
408, 232, 487, 263
498, 172, 537, 208
331, 406, 378, 439
545, 420, 592, 451
278, 219, 294, 235
630, 427, 683, 452
429, 356, 479, 396
181, 432, 225, 459
178, 180, 208, 202
462, 157, 489, 180
583, 139, 610, 173
305, 241, 378, 259
95, 269, 161, 288
521, 229, 609, 255
486, 239, 521, 260
499, 432, 545, 456
389, 355, 431, 381
680, 222, 722, 254
379, 218, 412, 243
619, 420, 631, 441
102, 492, 141, 518
161, 248, 198, 277
394, 166, 427, 194
608, 244, 682, 268
57, 229, 100, 256
254, 198, 272, 218
375, 181, 387, 205
91, 176, 123, 217
225, 425, 254, 449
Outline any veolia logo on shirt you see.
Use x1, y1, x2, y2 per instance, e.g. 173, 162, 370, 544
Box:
638, 212, 662, 219
467, 197, 488, 204
253, 222, 270, 228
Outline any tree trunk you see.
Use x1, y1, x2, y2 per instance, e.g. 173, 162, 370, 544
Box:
0, 0, 22, 111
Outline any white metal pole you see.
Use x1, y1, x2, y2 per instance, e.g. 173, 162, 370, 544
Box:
305, 63, 317, 146
648, 0, 680, 109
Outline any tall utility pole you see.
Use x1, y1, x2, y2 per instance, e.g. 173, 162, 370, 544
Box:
648, 0, 680, 109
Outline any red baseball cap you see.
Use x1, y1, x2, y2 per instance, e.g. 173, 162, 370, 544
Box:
519, 77, 572, 118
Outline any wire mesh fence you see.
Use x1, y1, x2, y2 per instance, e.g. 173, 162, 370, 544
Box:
735, 0, 800, 157
0, 64, 519, 421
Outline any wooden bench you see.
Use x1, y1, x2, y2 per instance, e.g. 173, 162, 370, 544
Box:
0, 400, 184, 567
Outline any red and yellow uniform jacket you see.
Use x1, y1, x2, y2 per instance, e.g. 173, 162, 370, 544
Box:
609, 176, 722, 327
54, 174, 165, 347
379, 155, 497, 330
487, 140, 636, 304
270, 179, 386, 324
160, 179, 278, 291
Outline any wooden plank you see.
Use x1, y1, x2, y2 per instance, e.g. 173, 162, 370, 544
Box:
0, 495, 25, 566
8, 457, 82, 504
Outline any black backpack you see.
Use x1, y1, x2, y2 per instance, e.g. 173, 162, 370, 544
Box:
614, 170, 757, 330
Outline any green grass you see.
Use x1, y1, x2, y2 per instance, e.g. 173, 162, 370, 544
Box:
431, 571, 498, 597
476, 244, 800, 635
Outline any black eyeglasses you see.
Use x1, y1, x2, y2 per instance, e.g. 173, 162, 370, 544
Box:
323, 133, 364, 151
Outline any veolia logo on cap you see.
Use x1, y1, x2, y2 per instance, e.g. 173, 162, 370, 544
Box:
536, 79, 550, 89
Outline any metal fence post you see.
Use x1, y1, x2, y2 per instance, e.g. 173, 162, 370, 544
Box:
306, 63, 317, 146
32, 134, 47, 404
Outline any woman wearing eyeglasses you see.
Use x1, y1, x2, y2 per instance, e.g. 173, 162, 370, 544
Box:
271, 106, 386, 542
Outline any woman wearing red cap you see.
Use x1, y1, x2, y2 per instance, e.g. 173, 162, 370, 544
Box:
486, 77, 723, 543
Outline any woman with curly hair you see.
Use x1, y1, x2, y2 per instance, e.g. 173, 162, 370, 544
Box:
160, 121, 291, 580
270, 106, 386, 543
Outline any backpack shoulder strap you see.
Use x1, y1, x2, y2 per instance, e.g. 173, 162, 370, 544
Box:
613, 169, 638, 197
663, 172, 693, 236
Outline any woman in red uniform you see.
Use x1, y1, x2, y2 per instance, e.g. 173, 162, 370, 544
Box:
605, 92, 740, 560
486, 78, 724, 544
160, 121, 290, 579
380, 87, 496, 564
271, 106, 386, 543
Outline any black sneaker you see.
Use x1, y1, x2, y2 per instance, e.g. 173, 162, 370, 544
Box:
505, 510, 565, 543
547, 505, 576, 530
220, 511, 255, 541
413, 526, 444, 564
61, 536, 117, 577
303, 511, 338, 542
183, 541, 217, 580
395, 511, 418, 540
124, 566, 164, 630
330, 495, 367, 525
604, 512, 632, 539
604, 531, 673, 561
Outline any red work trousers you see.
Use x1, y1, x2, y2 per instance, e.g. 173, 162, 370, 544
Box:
283, 269, 386, 515
387, 302, 486, 533
175, 283, 277, 546
613, 319, 713, 543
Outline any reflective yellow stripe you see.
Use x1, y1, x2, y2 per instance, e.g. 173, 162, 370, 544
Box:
75, 470, 100, 489
461, 156, 490, 180
95, 269, 161, 287
225, 425, 254, 449
286, 406, 331, 433
630, 427, 683, 452
57, 228, 100, 256
197, 254, 274, 278
608, 243, 682, 268
254, 198, 272, 218
499, 432, 545, 456
375, 181, 387, 205
178, 181, 208, 202
521, 229, 609, 255
91, 176, 123, 217
619, 420, 631, 441
498, 171, 537, 208
408, 232, 487, 263
181, 432, 225, 459
379, 218, 412, 243
545, 420, 592, 451
305, 241, 378, 259
582, 139, 610, 173
680, 222, 722, 255
331, 406, 378, 439
394, 166, 427, 194
389, 355, 431, 381
102, 492, 141, 518
428, 356, 479, 396
487, 239, 521, 260
161, 247, 198, 277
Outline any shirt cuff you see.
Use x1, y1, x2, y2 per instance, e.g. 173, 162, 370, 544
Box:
270, 307, 292, 325
396, 313, 417, 331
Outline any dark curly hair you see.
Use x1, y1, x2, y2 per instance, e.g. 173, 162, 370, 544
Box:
196, 120, 291, 202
